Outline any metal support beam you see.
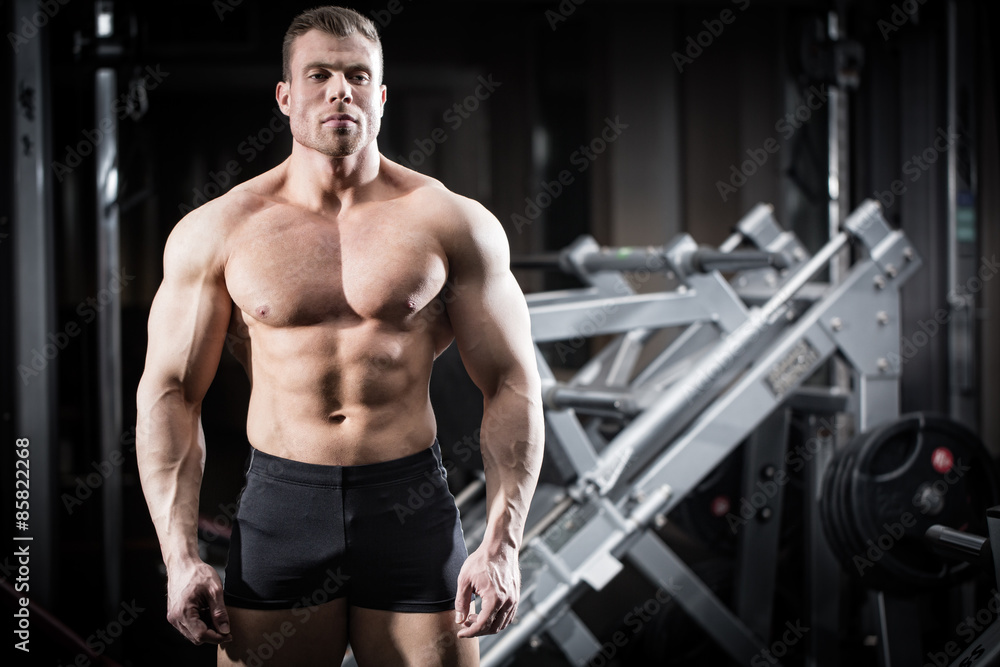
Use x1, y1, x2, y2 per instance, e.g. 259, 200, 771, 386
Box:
13, 0, 58, 608
734, 409, 791, 641
804, 415, 842, 667
95, 0, 123, 619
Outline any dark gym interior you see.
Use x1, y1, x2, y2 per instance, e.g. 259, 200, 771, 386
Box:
3, 0, 1000, 665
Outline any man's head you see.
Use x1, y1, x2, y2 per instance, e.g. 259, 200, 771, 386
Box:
277, 6, 387, 159
282, 6, 383, 84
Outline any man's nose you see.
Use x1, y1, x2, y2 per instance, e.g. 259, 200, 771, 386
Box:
328, 75, 352, 104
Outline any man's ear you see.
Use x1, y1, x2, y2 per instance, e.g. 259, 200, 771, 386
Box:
379, 84, 387, 117
276, 80, 290, 115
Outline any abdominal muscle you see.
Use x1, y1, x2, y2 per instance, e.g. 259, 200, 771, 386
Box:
242, 319, 445, 466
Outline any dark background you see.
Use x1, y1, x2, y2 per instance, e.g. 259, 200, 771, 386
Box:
2, 0, 999, 664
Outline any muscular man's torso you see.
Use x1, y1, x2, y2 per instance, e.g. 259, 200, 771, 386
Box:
217, 158, 459, 465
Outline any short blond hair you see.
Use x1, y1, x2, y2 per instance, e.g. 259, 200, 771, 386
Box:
282, 6, 383, 82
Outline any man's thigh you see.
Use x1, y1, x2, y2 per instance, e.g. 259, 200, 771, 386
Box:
218, 598, 349, 667
348, 606, 479, 667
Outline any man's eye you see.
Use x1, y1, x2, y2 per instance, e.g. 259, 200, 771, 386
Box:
309, 73, 327, 80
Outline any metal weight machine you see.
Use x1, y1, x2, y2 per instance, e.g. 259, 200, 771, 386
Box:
464, 200, 925, 667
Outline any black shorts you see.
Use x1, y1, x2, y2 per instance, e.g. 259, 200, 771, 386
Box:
223, 439, 468, 612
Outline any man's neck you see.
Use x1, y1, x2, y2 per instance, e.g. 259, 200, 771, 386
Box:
283, 140, 382, 214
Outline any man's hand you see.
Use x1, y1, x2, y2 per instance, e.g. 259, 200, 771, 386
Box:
166, 560, 232, 645
454, 542, 520, 637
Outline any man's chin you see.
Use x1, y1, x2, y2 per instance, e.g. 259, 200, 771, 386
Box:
312, 139, 363, 158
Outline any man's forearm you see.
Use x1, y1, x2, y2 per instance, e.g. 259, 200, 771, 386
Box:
136, 385, 207, 570
479, 379, 544, 552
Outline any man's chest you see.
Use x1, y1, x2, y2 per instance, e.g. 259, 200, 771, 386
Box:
224, 213, 449, 327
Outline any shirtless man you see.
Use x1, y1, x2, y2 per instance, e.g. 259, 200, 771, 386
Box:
135, 6, 543, 665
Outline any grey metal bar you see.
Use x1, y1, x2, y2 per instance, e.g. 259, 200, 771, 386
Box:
509, 252, 561, 270
546, 610, 602, 665
827, 11, 851, 291
13, 0, 57, 608
545, 385, 639, 416
689, 249, 791, 273
528, 291, 709, 343
828, 11, 852, 397
599, 329, 649, 387
536, 348, 600, 478
580, 246, 668, 273
924, 525, 989, 563
524, 286, 604, 307
95, 1, 122, 619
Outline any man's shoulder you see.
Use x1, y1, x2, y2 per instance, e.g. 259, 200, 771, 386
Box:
165, 175, 280, 276
380, 157, 492, 224
174, 172, 279, 237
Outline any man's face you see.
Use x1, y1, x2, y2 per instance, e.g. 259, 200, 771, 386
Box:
278, 30, 386, 158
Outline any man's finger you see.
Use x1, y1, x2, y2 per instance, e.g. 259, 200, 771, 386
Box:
210, 588, 232, 638
198, 627, 229, 644
492, 603, 515, 634
454, 577, 474, 624
458, 595, 497, 638
178, 606, 206, 644
505, 601, 519, 630
192, 618, 228, 644
183, 605, 228, 645
487, 600, 514, 635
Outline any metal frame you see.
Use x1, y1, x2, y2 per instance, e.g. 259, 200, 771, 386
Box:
473, 201, 920, 666
94, 0, 124, 620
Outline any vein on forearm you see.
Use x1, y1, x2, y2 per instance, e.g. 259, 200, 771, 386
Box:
136, 386, 207, 564
479, 377, 544, 548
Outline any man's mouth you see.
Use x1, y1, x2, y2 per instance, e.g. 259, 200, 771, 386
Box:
322, 113, 356, 128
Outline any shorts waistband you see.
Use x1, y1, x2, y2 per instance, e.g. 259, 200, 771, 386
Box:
246, 439, 443, 487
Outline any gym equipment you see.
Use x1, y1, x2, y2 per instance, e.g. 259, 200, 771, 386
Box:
820, 413, 1000, 591
464, 200, 922, 667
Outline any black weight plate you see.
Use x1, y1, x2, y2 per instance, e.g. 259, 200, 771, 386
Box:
848, 413, 1000, 590
818, 448, 843, 554
820, 446, 848, 559
821, 435, 866, 574
850, 421, 938, 590
848, 415, 945, 588
834, 442, 871, 578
